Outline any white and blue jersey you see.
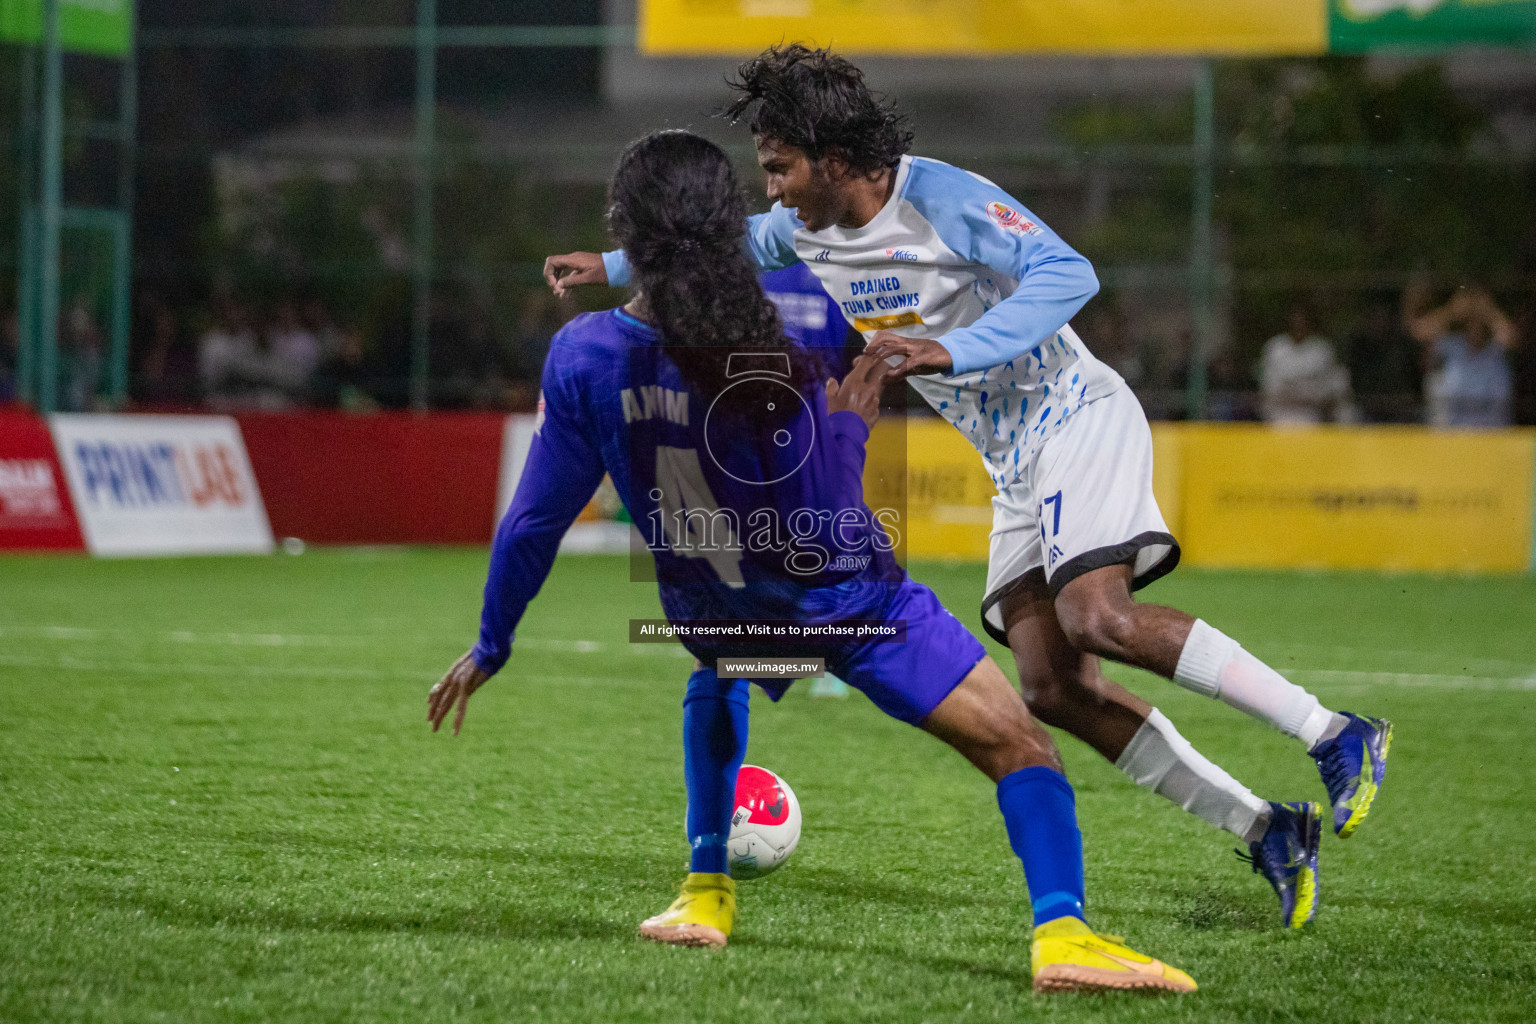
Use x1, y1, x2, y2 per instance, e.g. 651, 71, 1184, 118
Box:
606, 155, 1124, 489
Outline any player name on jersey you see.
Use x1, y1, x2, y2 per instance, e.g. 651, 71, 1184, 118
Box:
621, 386, 690, 426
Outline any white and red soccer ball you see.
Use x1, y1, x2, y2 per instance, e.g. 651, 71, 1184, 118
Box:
727, 765, 801, 879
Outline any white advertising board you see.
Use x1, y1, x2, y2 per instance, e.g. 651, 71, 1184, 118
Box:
48, 414, 275, 557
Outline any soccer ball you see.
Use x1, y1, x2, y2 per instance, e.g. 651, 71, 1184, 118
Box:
728, 765, 801, 879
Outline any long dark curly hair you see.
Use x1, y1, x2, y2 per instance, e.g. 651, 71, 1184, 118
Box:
607, 130, 820, 402
722, 43, 912, 176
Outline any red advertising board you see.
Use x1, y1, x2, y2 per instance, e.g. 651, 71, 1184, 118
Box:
0, 409, 85, 551
234, 411, 505, 545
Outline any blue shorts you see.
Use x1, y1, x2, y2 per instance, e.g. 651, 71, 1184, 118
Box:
754, 578, 986, 725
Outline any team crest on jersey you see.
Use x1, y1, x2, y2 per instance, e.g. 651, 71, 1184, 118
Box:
986, 201, 1043, 237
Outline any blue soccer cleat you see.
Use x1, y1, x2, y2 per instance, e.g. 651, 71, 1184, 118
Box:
1310, 713, 1393, 838
1241, 800, 1321, 930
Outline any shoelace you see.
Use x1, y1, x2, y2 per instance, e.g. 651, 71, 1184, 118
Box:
1235, 844, 1298, 882
1314, 741, 1356, 799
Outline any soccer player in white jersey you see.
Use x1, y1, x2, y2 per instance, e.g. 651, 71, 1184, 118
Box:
545, 44, 1392, 930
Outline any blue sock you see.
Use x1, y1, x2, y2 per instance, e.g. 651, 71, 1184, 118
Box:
996, 766, 1086, 925
683, 668, 750, 875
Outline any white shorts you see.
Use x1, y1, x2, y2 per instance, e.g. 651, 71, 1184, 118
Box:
979, 386, 1179, 644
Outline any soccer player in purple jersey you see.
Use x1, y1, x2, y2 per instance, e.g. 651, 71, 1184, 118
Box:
429, 130, 1195, 994
544, 45, 1392, 931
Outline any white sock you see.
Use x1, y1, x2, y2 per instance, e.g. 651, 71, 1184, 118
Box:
1116, 709, 1271, 843
1173, 619, 1341, 748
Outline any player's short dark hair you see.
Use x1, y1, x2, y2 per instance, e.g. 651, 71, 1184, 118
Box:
607, 130, 820, 404
723, 43, 913, 175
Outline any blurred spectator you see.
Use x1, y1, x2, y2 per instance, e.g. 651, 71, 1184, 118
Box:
506, 289, 580, 410
303, 299, 343, 360
1405, 283, 1520, 428
1259, 305, 1355, 424
313, 324, 379, 412
512, 288, 579, 384
1206, 347, 1259, 422
132, 292, 199, 407
1080, 299, 1149, 391
267, 300, 321, 403
199, 297, 287, 410
432, 298, 511, 409
1345, 298, 1422, 423
59, 293, 104, 412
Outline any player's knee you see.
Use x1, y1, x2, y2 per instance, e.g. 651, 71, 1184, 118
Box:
972, 704, 1060, 780
995, 723, 1061, 779
1056, 594, 1137, 659
1015, 666, 1067, 724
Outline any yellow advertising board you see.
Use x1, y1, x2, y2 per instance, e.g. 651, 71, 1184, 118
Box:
1177, 425, 1536, 573
867, 418, 1535, 573
880, 417, 993, 562
640, 0, 1328, 56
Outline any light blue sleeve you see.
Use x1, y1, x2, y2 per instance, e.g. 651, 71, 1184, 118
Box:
600, 204, 803, 286
903, 160, 1099, 376
745, 203, 803, 271
601, 250, 632, 288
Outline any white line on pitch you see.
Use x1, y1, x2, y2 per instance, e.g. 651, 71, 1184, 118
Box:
0, 625, 691, 658
1256, 643, 1536, 676
0, 653, 655, 687
1287, 669, 1536, 690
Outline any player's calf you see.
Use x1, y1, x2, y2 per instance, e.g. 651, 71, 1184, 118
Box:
1053, 565, 1189, 676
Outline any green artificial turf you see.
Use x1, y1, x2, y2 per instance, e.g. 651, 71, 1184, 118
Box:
2, 549, 1533, 1022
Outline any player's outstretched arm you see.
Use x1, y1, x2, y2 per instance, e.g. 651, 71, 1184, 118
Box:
543, 252, 608, 297
428, 650, 492, 736
578, 207, 801, 298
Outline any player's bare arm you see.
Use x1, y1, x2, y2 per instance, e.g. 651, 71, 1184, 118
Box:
543, 252, 607, 296
428, 650, 491, 736
863, 332, 954, 378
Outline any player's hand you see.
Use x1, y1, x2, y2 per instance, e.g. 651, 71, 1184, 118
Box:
428, 650, 492, 736
864, 332, 954, 379
543, 252, 608, 297
825, 353, 887, 428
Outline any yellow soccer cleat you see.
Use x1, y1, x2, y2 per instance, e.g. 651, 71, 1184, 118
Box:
638, 873, 736, 948
1031, 917, 1197, 994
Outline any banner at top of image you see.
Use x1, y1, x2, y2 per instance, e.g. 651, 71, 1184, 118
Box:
640, 0, 1329, 56
0, 0, 133, 57
1330, 0, 1536, 52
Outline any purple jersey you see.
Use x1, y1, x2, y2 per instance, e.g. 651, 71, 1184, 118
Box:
761, 264, 855, 377
472, 308, 902, 675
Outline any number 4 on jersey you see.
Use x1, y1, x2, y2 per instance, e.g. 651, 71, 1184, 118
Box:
650, 446, 746, 587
